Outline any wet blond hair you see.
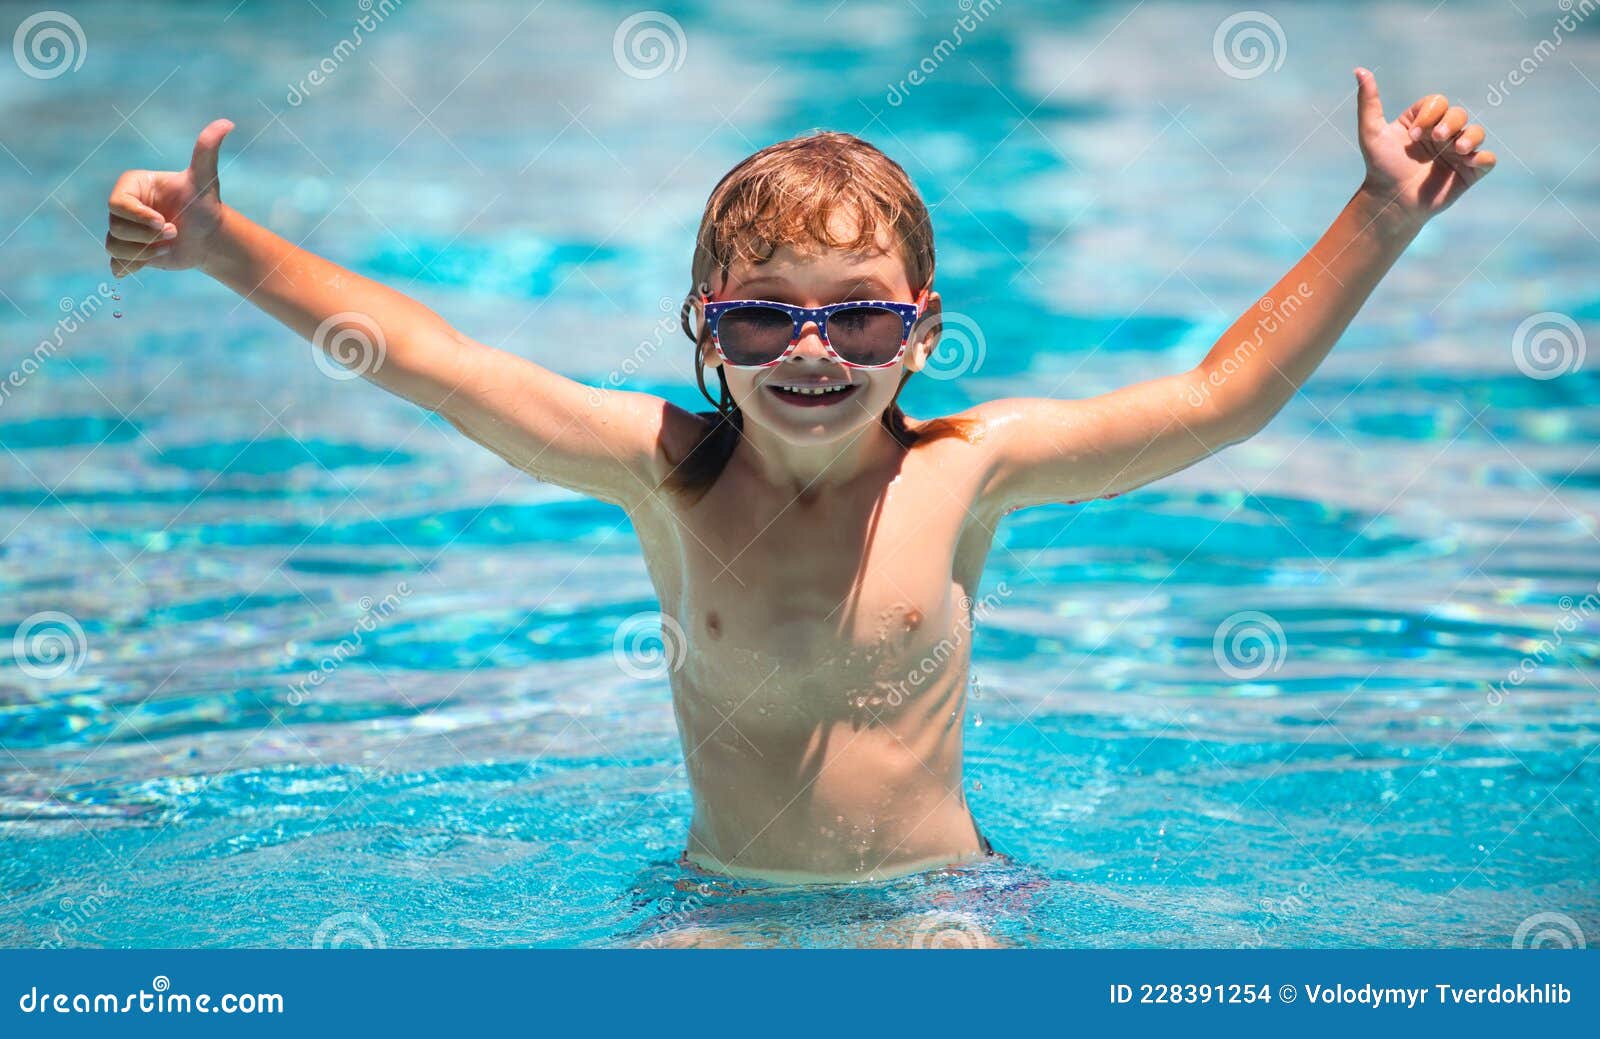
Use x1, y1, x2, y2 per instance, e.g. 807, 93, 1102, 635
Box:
689, 130, 935, 299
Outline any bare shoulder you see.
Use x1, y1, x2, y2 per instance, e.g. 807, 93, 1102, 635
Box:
655, 397, 715, 461
929, 384, 1220, 511
934, 396, 1081, 431
904, 397, 1054, 469
899, 401, 1026, 516
908, 396, 1102, 515
641, 396, 715, 497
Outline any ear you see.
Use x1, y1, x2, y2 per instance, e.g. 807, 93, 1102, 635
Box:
697, 313, 722, 371
682, 293, 722, 369
689, 275, 729, 370
903, 291, 942, 374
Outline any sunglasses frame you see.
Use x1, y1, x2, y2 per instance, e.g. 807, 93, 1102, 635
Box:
698, 287, 931, 370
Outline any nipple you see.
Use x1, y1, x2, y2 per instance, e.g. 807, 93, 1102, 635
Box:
875, 602, 922, 642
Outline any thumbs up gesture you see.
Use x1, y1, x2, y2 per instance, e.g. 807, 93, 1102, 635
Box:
105, 118, 234, 277
1352, 68, 1495, 222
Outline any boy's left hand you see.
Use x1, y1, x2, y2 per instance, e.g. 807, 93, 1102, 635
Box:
1353, 66, 1495, 221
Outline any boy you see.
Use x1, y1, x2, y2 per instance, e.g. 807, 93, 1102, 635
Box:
105, 69, 1492, 885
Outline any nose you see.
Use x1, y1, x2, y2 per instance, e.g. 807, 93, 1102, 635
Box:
791, 320, 829, 361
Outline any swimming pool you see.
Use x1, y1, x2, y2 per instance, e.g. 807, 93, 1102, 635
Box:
1, 0, 1596, 948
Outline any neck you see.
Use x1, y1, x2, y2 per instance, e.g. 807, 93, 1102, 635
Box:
734, 412, 906, 496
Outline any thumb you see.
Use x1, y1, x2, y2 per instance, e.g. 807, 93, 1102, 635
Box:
1353, 67, 1386, 138
189, 118, 234, 196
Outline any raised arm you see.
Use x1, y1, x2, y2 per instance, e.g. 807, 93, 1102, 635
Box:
970, 69, 1495, 513
105, 120, 699, 511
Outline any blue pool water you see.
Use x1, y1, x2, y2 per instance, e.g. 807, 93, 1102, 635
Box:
1, 1, 1597, 948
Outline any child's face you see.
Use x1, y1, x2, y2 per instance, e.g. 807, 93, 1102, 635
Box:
701, 228, 941, 447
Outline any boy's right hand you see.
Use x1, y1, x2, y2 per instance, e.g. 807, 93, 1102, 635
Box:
105, 118, 234, 277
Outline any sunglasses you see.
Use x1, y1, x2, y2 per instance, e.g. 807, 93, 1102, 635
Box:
697, 287, 931, 369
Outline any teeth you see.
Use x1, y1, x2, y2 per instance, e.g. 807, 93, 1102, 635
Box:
778, 385, 850, 396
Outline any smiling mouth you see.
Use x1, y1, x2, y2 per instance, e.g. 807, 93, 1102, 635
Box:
766, 383, 860, 408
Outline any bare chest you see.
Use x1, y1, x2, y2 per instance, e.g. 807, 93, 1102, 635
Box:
637, 457, 996, 702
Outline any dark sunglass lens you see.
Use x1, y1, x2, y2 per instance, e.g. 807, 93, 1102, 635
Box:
826, 306, 904, 365
717, 306, 793, 365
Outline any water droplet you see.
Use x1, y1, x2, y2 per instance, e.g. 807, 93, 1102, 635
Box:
973, 780, 983, 791
112, 311, 122, 319
111, 293, 120, 301
973, 714, 984, 727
